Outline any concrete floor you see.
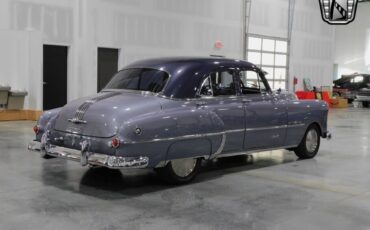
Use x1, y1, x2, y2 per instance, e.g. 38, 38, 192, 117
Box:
0, 108, 369, 230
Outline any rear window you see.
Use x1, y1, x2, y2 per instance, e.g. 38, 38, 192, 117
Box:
104, 68, 169, 93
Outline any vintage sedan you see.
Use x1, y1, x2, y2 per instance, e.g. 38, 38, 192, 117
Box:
333, 74, 370, 107
28, 57, 331, 184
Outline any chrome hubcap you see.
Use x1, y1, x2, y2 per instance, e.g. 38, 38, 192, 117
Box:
171, 158, 197, 178
306, 129, 318, 153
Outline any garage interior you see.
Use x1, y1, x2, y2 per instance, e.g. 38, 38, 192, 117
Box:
0, 0, 370, 229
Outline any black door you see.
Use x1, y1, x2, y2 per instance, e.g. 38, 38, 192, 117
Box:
43, 45, 68, 110
97, 48, 119, 92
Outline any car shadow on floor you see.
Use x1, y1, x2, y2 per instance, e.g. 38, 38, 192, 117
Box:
41, 150, 302, 200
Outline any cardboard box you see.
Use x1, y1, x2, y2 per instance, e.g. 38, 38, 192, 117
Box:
330, 98, 348, 108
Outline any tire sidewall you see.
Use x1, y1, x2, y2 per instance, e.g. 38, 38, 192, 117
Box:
157, 158, 202, 184
303, 125, 321, 157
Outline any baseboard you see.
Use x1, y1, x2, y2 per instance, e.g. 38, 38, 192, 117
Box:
0, 110, 43, 121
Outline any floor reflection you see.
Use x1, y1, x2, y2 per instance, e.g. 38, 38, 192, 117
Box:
52, 150, 299, 199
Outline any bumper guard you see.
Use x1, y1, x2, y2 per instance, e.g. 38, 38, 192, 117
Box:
28, 141, 149, 169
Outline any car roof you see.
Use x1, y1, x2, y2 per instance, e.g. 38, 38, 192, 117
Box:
122, 57, 262, 99
125, 57, 256, 70
341, 74, 370, 78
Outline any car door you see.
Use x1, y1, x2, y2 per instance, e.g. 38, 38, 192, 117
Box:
237, 69, 288, 150
198, 68, 245, 153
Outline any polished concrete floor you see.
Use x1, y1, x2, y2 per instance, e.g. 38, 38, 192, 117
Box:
0, 108, 369, 230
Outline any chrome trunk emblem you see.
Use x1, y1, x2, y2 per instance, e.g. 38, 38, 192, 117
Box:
68, 118, 87, 124
70, 92, 120, 124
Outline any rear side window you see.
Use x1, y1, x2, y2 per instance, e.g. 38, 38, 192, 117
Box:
200, 71, 236, 96
104, 68, 169, 93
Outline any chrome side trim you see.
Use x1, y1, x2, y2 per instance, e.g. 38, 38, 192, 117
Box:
245, 123, 305, 132
212, 133, 227, 157
288, 123, 306, 128
225, 129, 245, 134
125, 124, 305, 145
125, 131, 227, 144
246, 125, 287, 132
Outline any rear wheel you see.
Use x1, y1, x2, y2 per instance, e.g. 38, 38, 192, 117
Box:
294, 124, 321, 159
362, 101, 370, 108
155, 158, 202, 184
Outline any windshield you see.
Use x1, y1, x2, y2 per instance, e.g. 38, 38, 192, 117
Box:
104, 68, 169, 93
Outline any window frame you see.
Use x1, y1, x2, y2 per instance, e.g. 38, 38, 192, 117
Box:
246, 34, 289, 90
198, 68, 271, 98
197, 69, 239, 98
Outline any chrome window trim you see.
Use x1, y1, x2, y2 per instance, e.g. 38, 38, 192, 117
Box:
199, 76, 214, 97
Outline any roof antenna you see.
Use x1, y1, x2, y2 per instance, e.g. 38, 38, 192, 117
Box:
209, 55, 225, 58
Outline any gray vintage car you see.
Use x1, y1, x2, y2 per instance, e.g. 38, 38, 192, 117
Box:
28, 57, 331, 184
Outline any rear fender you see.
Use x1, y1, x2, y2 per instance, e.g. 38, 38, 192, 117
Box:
118, 107, 224, 162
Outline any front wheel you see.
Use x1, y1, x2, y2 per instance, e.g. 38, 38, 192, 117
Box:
294, 125, 321, 159
362, 101, 370, 108
155, 158, 202, 184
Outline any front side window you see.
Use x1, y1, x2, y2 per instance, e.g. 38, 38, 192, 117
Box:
104, 68, 169, 93
238, 70, 268, 94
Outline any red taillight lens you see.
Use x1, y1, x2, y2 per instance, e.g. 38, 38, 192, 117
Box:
111, 137, 120, 148
33, 125, 40, 134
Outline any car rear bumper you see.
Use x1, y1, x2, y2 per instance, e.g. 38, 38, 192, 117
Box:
356, 95, 370, 101
322, 131, 332, 140
28, 140, 149, 169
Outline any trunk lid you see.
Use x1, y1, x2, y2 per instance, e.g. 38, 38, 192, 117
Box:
54, 91, 162, 138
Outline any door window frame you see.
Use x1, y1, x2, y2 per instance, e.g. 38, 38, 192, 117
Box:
197, 68, 239, 99
236, 67, 272, 96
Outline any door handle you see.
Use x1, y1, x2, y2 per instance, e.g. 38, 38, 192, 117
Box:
242, 99, 252, 104
196, 101, 207, 107
43, 82, 47, 85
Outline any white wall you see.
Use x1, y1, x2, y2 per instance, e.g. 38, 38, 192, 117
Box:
249, 0, 335, 91
0, 0, 244, 110
0, 31, 42, 109
0, 0, 339, 109
290, 0, 335, 90
334, 3, 370, 79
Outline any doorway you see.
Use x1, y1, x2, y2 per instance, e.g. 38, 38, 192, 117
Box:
43, 45, 68, 110
97, 48, 119, 92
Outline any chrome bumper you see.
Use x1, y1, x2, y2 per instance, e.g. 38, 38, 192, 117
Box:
27, 141, 149, 169
356, 95, 370, 101
323, 131, 332, 140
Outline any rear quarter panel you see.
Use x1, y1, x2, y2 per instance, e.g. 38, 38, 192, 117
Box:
117, 100, 225, 167
285, 99, 328, 146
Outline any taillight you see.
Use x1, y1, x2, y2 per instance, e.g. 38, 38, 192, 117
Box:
33, 125, 40, 134
111, 137, 120, 148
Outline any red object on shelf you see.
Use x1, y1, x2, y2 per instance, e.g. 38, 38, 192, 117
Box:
295, 91, 332, 108
295, 91, 315, 100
